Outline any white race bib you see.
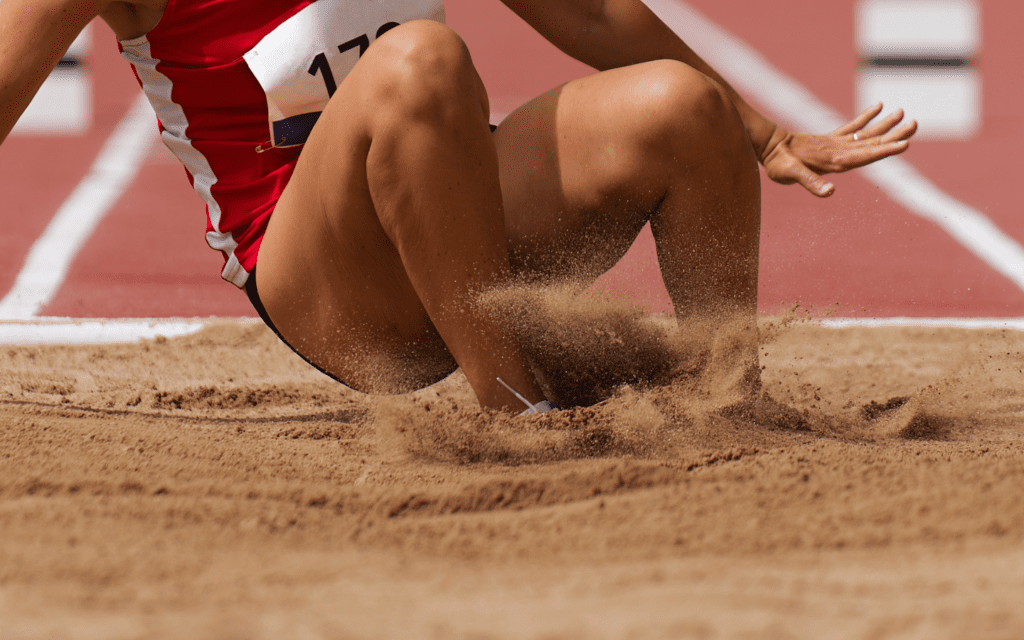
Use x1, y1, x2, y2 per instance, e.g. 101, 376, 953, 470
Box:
243, 0, 445, 148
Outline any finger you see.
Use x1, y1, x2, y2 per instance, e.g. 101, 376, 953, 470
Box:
832, 139, 911, 171
786, 164, 834, 197
857, 108, 906, 139
833, 103, 884, 136
834, 103, 883, 136
878, 119, 917, 144
807, 176, 835, 198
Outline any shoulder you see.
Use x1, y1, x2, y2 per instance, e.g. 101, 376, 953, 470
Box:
100, 0, 168, 41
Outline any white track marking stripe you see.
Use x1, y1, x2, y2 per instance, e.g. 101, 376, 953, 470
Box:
822, 317, 1024, 330
0, 316, 1020, 346
0, 318, 209, 345
0, 93, 156, 320
646, 0, 1024, 294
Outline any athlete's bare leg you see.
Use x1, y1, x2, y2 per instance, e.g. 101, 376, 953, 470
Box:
495, 60, 761, 375
258, 23, 760, 410
255, 21, 544, 411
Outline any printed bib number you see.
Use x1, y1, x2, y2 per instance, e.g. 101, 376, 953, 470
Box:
243, 0, 445, 149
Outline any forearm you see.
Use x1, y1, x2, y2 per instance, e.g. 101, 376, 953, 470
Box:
502, 0, 780, 160
0, 0, 104, 145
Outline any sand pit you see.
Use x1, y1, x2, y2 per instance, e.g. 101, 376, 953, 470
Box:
2, 303, 1024, 638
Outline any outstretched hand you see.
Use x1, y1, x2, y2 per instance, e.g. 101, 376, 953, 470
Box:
760, 103, 917, 198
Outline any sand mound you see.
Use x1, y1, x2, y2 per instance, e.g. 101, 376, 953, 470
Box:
2, 314, 1024, 637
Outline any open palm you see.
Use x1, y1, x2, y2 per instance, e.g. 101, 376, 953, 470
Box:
761, 103, 918, 198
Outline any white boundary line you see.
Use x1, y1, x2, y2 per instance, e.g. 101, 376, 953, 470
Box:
0, 93, 156, 320
0, 318, 207, 345
821, 317, 1024, 330
0, 317, 263, 345
0, 316, 1020, 346
647, 0, 1024, 294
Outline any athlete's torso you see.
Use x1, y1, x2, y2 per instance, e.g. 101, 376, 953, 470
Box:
117, 0, 445, 287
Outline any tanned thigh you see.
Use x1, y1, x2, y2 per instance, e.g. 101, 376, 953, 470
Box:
254, 47, 454, 394
493, 61, 717, 284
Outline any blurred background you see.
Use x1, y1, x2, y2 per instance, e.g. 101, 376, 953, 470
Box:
2, 0, 1020, 320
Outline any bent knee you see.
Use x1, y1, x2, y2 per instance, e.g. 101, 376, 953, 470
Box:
361, 21, 488, 125
626, 60, 749, 155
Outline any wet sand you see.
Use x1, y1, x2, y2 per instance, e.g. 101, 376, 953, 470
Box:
2, 306, 1024, 638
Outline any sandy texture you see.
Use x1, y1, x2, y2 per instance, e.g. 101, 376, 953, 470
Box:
2, 300, 1024, 638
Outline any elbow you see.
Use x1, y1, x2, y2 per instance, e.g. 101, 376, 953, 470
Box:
565, 0, 617, 68
582, 0, 608, 34
569, 0, 650, 70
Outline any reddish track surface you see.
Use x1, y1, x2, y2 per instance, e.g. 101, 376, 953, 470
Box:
2, 0, 1022, 319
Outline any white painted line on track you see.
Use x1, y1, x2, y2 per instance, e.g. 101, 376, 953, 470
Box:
0, 316, 1018, 346
0, 93, 157, 320
0, 318, 212, 345
646, 0, 1024, 295
821, 317, 1024, 331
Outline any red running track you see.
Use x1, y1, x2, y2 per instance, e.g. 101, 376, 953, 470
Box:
2, 0, 1023, 319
